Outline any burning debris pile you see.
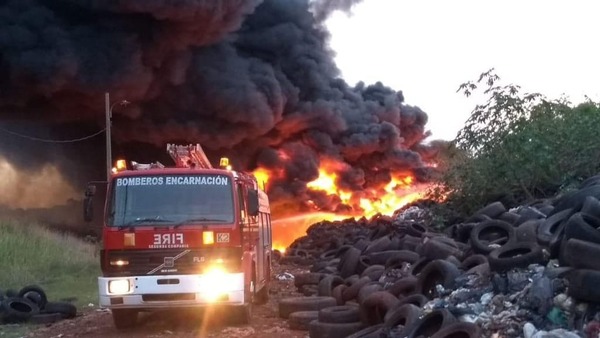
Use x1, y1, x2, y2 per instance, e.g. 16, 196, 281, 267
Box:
276, 176, 600, 337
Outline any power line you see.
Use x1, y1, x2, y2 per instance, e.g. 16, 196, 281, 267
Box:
0, 126, 106, 143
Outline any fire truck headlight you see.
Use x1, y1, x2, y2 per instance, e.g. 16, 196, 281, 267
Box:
199, 266, 237, 301
108, 279, 131, 295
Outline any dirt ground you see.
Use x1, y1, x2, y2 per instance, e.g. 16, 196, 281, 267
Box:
23, 261, 311, 338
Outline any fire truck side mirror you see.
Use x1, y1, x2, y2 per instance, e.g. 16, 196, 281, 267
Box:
247, 189, 259, 217
83, 184, 96, 222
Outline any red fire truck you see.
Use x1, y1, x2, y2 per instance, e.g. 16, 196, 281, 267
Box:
83, 144, 272, 329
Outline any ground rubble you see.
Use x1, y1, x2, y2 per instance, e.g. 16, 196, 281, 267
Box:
279, 176, 600, 337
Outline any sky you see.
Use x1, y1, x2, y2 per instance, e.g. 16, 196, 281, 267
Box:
325, 0, 600, 141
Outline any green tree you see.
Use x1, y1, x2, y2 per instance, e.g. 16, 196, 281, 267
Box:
434, 69, 600, 216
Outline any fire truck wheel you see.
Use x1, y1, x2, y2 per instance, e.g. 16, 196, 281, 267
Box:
234, 303, 252, 324
111, 309, 138, 330
254, 283, 269, 305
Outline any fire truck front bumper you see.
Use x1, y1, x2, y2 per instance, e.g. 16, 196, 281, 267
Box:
98, 272, 245, 309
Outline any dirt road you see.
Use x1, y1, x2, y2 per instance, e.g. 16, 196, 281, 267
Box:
24, 262, 310, 338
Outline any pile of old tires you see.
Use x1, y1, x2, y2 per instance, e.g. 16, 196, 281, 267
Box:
278, 175, 600, 337
0, 285, 77, 324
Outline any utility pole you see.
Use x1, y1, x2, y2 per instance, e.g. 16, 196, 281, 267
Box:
105, 92, 112, 181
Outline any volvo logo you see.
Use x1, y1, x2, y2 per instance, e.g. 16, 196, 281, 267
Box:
147, 250, 190, 274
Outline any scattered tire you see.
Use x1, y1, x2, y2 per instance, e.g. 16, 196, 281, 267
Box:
401, 308, 456, 338
566, 269, 600, 303
562, 238, 600, 270
1, 297, 40, 323
474, 201, 507, 218
318, 305, 360, 324
288, 310, 319, 331
43, 301, 77, 319
279, 296, 337, 319
470, 220, 515, 254
359, 291, 399, 325
488, 242, 546, 272
416, 260, 461, 299
18, 285, 48, 309
382, 303, 422, 330
345, 324, 385, 338
294, 272, 325, 289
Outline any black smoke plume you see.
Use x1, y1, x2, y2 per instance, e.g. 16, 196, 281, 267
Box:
0, 0, 440, 217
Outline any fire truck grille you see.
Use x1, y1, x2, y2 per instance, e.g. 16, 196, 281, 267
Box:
102, 248, 242, 277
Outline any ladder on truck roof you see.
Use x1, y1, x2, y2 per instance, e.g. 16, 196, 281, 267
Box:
166, 143, 213, 169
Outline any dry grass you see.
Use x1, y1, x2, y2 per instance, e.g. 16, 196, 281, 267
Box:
0, 218, 100, 307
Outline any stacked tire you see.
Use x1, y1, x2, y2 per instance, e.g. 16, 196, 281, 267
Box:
0, 285, 77, 324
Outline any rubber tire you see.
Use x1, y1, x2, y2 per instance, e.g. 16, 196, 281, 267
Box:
359, 291, 399, 325
386, 276, 418, 298
17, 285, 48, 309
43, 301, 77, 319
537, 208, 574, 246
473, 201, 506, 218
318, 275, 345, 297
288, 310, 319, 331
278, 296, 337, 319
401, 308, 456, 338
470, 219, 515, 254
562, 238, 600, 270
318, 305, 360, 324
1, 297, 40, 323
345, 324, 385, 338
342, 276, 371, 303
460, 254, 488, 270
294, 272, 325, 289
416, 260, 461, 299
488, 242, 546, 272
29, 313, 62, 325
338, 247, 362, 278
382, 303, 422, 330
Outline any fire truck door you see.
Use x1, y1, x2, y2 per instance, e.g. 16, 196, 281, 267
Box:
255, 213, 266, 284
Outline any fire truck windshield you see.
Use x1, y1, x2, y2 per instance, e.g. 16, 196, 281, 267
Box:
107, 174, 235, 227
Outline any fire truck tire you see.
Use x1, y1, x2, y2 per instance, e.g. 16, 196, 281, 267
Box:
318, 275, 345, 297
1, 297, 39, 323
43, 301, 77, 319
416, 260, 461, 299
278, 296, 336, 319
318, 304, 360, 324
308, 319, 365, 338
359, 291, 399, 325
288, 310, 319, 331
17, 285, 48, 309
469, 220, 515, 254
236, 303, 252, 324
111, 309, 138, 330
401, 308, 456, 338
382, 303, 422, 330
430, 321, 482, 338
254, 284, 269, 305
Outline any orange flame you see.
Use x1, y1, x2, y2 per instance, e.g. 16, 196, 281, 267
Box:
253, 158, 440, 251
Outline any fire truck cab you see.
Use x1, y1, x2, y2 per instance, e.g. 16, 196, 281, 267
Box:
83, 144, 272, 329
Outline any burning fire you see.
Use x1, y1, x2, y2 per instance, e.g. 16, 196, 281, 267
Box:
253, 158, 437, 251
